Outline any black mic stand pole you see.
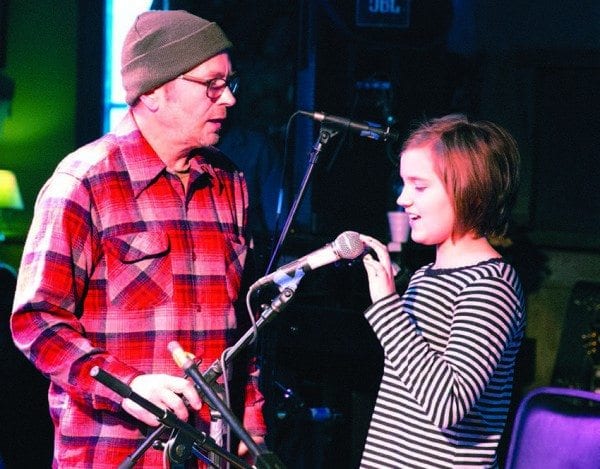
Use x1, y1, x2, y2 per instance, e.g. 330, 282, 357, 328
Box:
264, 126, 338, 275
90, 366, 251, 469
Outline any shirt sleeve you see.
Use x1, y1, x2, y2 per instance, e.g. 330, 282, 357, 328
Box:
10, 171, 141, 413
364, 275, 524, 429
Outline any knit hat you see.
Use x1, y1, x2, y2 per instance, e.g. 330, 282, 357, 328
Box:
121, 10, 232, 105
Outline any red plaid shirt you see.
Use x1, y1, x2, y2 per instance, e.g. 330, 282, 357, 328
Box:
11, 112, 265, 468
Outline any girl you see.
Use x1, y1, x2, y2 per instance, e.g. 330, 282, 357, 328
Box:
359, 114, 525, 468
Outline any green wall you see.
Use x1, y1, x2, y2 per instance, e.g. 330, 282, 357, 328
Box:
0, 0, 77, 267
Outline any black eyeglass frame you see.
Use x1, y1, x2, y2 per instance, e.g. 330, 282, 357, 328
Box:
177, 73, 240, 99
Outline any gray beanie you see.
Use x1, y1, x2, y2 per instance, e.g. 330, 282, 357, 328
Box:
121, 10, 232, 105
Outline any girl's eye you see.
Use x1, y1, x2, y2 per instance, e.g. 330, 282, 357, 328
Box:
415, 186, 426, 192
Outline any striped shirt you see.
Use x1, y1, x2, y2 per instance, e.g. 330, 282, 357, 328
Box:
11, 112, 265, 468
360, 258, 525, 468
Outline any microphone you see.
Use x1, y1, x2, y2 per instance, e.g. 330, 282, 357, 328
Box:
250, 230, 365, 290
298, 110, 399, 142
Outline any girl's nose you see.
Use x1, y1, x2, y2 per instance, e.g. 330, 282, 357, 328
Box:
397, 189, 410, 208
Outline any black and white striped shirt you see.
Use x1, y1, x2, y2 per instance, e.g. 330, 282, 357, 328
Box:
360, 258, 525, 468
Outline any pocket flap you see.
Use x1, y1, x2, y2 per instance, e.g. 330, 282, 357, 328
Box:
105, 232, 170, 263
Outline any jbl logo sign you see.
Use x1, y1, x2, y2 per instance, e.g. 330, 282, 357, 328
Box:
356, 0, 411, 28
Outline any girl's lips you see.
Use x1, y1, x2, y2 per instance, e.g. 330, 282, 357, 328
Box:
406, 213, 420, 227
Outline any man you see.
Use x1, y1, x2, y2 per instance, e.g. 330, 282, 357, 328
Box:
11, 10, 265, 468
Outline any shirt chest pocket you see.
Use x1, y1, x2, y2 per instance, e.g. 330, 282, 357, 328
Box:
103, 231, 173, 309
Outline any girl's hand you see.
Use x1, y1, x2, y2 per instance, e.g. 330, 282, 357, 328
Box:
359, 234, 396, 303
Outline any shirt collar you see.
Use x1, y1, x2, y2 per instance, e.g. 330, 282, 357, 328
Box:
114, 112, 219, 197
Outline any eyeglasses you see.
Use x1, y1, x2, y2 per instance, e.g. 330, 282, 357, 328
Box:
177, 73, 239, 99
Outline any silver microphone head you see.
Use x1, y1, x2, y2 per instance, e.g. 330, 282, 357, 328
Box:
333, 231, 365, 259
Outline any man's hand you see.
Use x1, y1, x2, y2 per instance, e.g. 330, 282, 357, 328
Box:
122, 374, 202, 426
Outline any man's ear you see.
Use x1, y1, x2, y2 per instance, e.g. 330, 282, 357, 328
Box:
138, 89, 159, 112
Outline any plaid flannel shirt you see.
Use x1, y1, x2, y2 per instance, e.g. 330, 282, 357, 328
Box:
11, 112, 265, 468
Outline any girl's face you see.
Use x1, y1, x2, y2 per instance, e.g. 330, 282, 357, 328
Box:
397, 145, 456, 248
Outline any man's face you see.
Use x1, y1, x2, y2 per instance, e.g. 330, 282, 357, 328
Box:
154, 52, 236, 149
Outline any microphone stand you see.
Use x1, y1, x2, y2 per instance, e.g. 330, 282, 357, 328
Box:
90, 367, 251, 469
264, 126, 338, 274
115, 285, 298, 467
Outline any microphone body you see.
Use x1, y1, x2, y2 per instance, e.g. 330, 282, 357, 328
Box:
299, 110, 399, 142
250, 230, 364, 290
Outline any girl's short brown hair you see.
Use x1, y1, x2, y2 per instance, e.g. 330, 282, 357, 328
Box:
402, 114, 520, 238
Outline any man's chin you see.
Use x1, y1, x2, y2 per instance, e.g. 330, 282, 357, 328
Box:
199, 133, 220, 147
